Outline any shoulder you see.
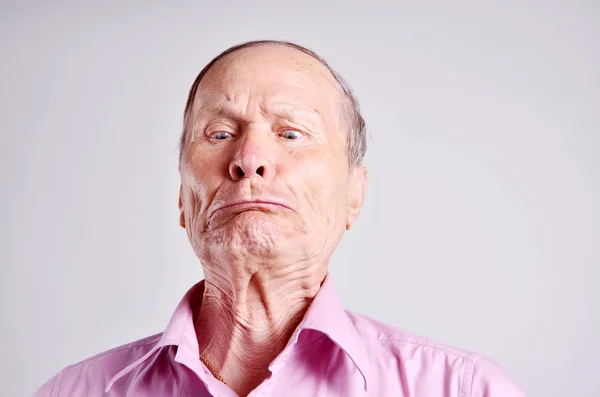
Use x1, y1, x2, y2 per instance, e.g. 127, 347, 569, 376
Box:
32, 333, 162, 397
346, 310, 474, 359
469, 355, 527, 397
346, 311, 526, 396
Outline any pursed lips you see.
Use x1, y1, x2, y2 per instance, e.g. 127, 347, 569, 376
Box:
209, 200, 294, 218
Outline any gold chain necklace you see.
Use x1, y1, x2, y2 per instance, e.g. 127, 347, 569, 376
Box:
199, 354, 227, 385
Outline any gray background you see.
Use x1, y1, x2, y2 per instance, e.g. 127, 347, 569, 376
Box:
1, 1, 598, 396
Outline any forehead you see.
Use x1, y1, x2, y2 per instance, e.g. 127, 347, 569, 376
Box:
191, 45, 342, 119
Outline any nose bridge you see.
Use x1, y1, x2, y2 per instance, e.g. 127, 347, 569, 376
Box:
230, 125, 274, 180
238, 127, 264, 160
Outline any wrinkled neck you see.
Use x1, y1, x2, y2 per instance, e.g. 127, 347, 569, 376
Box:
194, 268, 326, 396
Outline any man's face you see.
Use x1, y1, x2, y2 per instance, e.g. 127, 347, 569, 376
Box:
179, 45, 366, 267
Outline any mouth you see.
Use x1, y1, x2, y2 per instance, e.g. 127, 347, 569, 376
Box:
210, 200, 293, 218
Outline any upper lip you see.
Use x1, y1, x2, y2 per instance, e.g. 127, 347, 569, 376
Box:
209, 200, 293, 218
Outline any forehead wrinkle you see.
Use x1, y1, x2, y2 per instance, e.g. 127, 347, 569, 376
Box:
189, 88, 249, 127
269, 105, 323, 129
207, 47, 339, 104
189, 49, 344, 134
193, 89, 325, 126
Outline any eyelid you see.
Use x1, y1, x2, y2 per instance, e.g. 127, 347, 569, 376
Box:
276, 120, 311, 134
208, 128, 235, 134
206, 124, 236, 136
280, 129, 303, 138
211, 131, 232, 137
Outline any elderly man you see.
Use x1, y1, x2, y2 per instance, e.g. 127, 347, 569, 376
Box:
34, 40, 525, 397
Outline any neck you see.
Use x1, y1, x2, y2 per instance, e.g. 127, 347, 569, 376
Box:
194, 266, 326, 396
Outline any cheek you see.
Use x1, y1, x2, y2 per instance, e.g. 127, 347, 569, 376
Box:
289, 151, 350, 226
181, 154, 228, 219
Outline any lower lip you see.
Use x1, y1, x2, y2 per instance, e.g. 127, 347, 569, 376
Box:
213, 202, 291, 216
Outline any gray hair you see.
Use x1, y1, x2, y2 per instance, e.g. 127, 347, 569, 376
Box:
178, 40, 367, 168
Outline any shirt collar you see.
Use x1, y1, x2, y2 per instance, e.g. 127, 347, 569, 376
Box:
105, 281, 204, 393
106, 274, 369, 393
293, 274, 370, 390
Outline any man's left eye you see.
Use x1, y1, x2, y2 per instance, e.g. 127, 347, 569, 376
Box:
281, 130, 302, 140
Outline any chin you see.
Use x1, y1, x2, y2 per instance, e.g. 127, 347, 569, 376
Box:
208, 212, 290, 260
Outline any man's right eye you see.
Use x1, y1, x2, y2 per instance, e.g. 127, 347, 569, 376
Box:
210, 131, 232, 140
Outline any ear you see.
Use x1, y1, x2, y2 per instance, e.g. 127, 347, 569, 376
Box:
178, 184, 186, 229
346, 166, 368, 230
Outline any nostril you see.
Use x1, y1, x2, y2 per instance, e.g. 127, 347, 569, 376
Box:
236, 167, 245, 178
256, 166, 264, 176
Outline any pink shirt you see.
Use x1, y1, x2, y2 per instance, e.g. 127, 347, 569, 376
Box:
34, 276, 526, 396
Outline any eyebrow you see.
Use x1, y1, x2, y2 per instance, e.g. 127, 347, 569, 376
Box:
193, 102, 323, 129
193, 103, 239, 122
270, 105, 322, 126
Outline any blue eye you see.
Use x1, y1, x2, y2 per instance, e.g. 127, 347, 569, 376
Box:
282, 130, 302, 139
211, 131, 232, 140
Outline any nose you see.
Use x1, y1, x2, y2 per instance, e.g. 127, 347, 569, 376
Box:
228, 132, 275, 181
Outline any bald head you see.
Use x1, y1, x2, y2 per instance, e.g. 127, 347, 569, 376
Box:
179, 40, 366, 168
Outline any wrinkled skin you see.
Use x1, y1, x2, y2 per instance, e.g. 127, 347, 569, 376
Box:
178, 44, 367, 396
